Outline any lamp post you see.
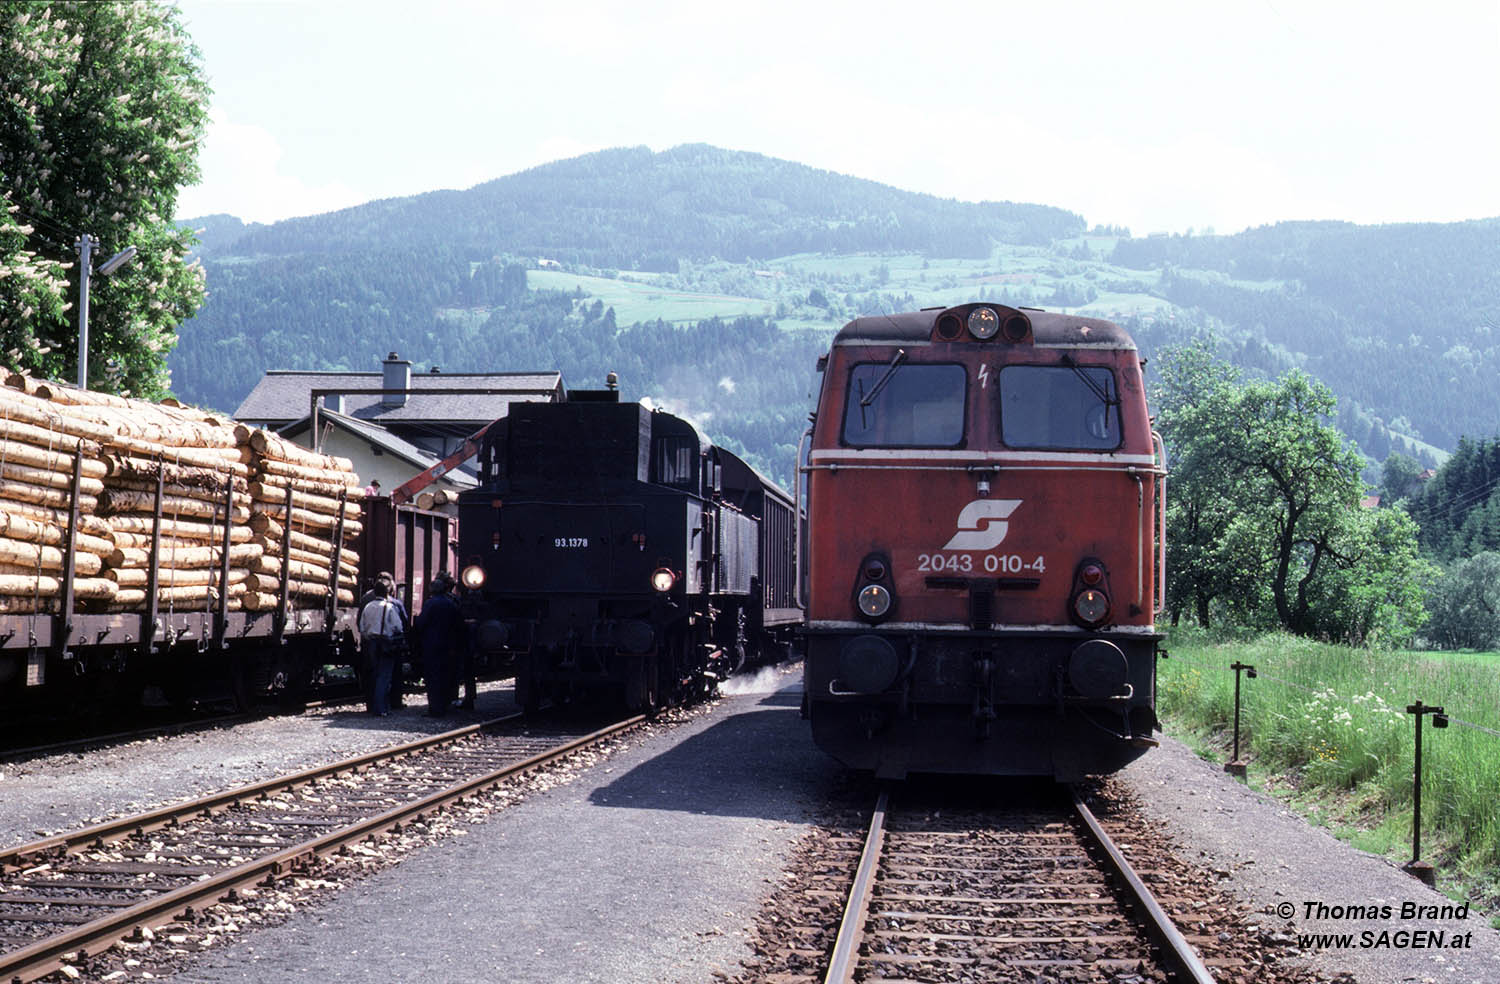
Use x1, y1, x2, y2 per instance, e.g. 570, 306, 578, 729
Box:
74, 234, 137, 389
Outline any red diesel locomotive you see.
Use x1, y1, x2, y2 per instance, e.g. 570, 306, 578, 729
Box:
801, 303, 1165, 779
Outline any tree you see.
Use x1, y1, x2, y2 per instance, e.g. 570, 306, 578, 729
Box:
1380, 451, 1422, 504
0, 1, 210, 397
1152, 343, 1430, 642
1152, 344, 1268, 626
1301, 506, 1432, 645
1423, 552, 1500, 650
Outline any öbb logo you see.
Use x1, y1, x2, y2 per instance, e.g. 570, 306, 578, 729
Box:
942, 499, 1022, 551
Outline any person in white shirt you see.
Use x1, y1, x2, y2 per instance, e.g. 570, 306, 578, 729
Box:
357, 579, 403, 715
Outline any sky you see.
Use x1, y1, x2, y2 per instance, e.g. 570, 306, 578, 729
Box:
172, 0, 1500, 237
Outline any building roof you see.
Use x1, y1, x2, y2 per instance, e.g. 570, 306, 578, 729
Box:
277, 408, 480, 489
234, 369, 563, 427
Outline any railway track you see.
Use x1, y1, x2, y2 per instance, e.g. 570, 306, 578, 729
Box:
822, 785, 1219, 983
0, 710, 644, 983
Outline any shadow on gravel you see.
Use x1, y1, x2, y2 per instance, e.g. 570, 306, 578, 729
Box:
318, 686, 519, 734
588, 687, 839, 822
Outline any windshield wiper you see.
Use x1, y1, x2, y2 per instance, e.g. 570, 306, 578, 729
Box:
1060, 353, 1118, 406
860, 348, 906, 408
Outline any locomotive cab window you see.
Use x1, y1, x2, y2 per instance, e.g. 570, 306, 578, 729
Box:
998, 365, 1121, 450
841, 363, 966, 447
654, 437, 698, 489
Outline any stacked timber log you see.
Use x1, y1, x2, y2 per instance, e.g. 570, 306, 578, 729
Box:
0, 375, 361, 617
233, 425, 361, 612
0, 386, 117, 613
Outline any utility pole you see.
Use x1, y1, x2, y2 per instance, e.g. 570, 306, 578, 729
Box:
74, 235, 136, 390
75, 233, 96, 388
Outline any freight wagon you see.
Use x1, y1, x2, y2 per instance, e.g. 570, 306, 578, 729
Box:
0, 377, 362, 719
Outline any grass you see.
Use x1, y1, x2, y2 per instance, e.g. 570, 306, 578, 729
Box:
1157, 628, 1500, 911
525, 270, 776, 324
520, 245, 1179, 332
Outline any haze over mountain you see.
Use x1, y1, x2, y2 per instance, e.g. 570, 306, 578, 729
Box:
176, 144, 1500, 483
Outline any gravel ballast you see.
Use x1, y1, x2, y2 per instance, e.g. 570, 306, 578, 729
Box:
1114, 735, 1500, 984
5, 671, 1499, 984
0, 682, 520, 850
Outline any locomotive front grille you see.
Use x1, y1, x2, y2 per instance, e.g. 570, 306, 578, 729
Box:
968, 585, 995, 630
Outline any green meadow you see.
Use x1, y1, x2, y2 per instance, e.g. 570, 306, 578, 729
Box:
526, 270, 776, 324
1158, 630, 1500, 909
534, 245, 1180, 330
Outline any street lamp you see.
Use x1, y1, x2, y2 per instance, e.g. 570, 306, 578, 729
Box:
74, 234, 137, 389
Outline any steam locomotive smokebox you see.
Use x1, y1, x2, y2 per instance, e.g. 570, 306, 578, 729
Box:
1068, 639, 1128, 699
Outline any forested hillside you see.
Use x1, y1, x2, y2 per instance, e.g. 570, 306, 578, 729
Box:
199, 144, 1082, 266
172, 144, 1500, 487
1112, 220, 1500, 451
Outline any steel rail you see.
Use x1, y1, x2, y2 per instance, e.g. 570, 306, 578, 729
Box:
0, 712, 521, 871
1069, 786, 1217, 984
0, 714, 645, 984
822, 786, 888, 984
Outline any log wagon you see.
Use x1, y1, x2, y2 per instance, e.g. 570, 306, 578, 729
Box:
0, 376, 363, 717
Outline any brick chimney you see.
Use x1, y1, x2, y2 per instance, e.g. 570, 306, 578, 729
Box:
381, 351, 411, 407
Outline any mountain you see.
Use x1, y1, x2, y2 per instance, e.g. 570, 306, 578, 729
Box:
199, 144, 1083, 266
1111, 219, 1500, 454
171, 144, 1500, 485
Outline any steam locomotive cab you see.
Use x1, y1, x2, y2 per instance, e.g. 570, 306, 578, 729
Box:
803, 304, 1165, 779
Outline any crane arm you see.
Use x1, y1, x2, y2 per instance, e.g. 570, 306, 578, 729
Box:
389, 418, 499, 506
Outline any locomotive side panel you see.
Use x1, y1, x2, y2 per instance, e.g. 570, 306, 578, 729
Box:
716, 506, 759, 597
759, 491, 800, 626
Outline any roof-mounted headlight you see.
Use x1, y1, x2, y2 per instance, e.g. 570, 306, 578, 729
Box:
967, 306, 1000, 340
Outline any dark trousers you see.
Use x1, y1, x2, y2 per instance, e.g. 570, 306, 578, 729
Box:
364, 637, 396, 715
424, 649, 456, 716
388, 645, 406, 707
456, 648, 476, 708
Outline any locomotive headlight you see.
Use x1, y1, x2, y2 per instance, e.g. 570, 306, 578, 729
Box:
1073, 588, 1110, 626
857, 583, 892, 618
967, 305, 1000, 340
460, 563, 486, 590
651, 567, 676, 593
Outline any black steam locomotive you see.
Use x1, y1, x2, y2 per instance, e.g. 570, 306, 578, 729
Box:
456, 386, 800, 711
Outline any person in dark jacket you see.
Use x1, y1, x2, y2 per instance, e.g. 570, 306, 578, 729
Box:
415, 573, 464, 717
